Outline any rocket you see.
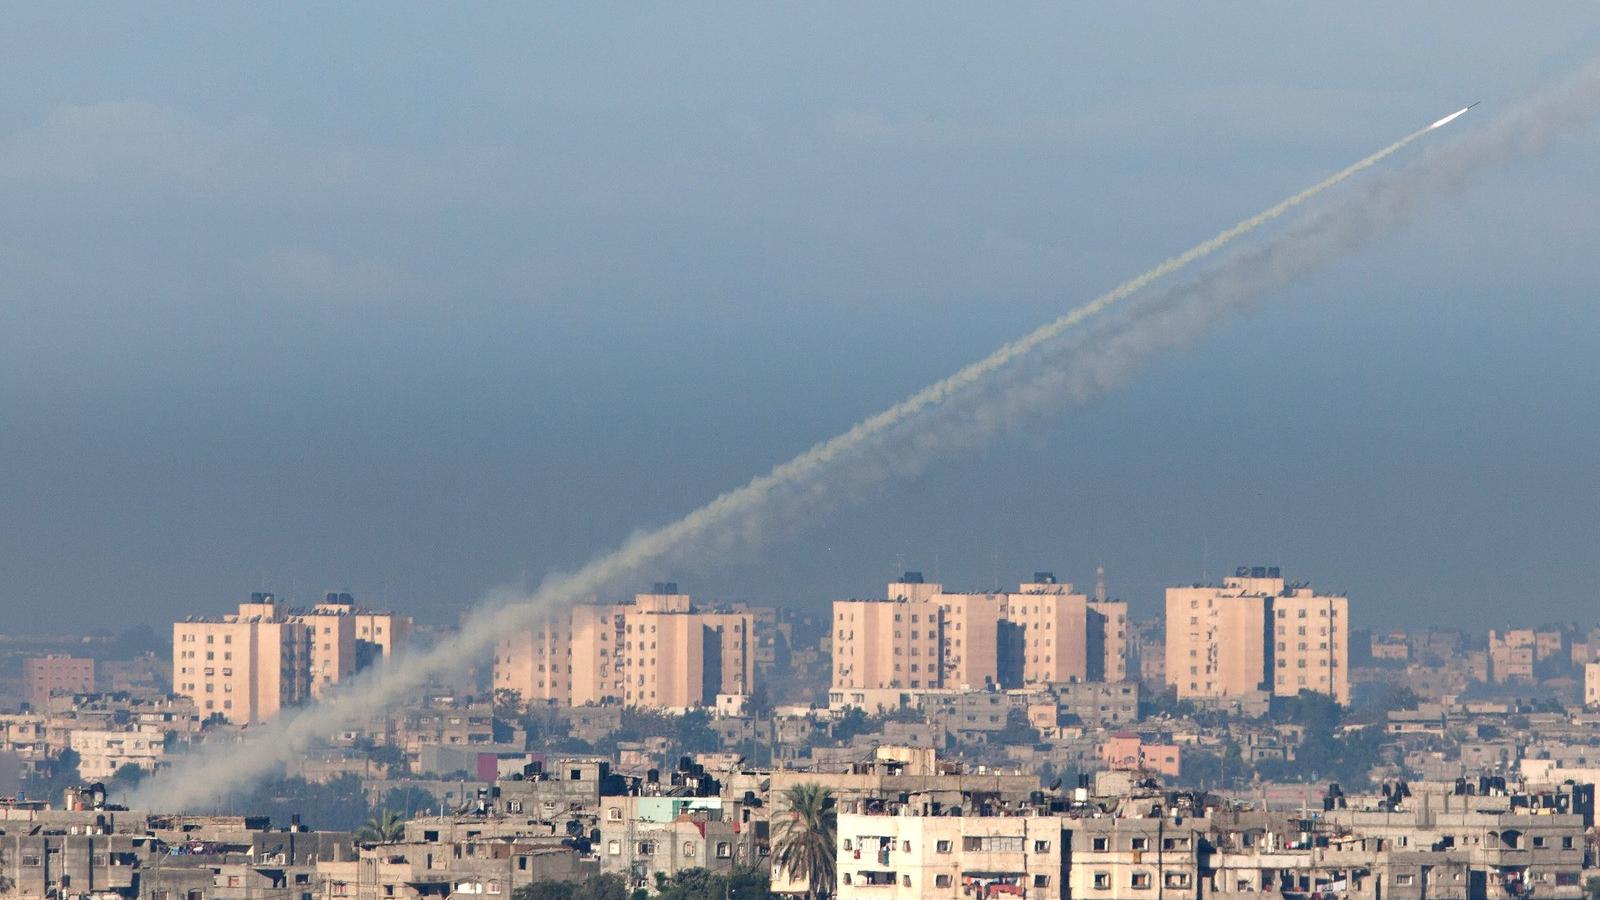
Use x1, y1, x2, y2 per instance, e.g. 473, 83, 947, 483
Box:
1429, 102, 1480, 130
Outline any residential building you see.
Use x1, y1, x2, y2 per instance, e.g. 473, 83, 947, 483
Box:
172, 592, 414, 722
67, 726, 166, 780
832, 572, 1129, 695
172, 593, 311, 723
24, 655, 95, 709
1165, 567, 1349, 705
494, 585, 755, 711
1489, 628, 1536, 683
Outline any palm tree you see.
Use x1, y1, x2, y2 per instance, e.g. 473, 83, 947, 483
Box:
354, 808, 406, 844
772, 783, 837, 899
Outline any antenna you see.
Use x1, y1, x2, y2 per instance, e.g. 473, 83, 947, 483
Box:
1095, 565, 1107, 603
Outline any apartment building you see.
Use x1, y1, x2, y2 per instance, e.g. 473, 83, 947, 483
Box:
173, 594, 311, 723
1489, 628, 1536, 683
1165, 567, 1350, 705
1585, 662, 1600, 709
172, 592, 412, 723
67, 726, 166, 780
23, 655, 95, 709
494, 585, 755, 711
832, 596, 945, 692
832, 573, 1129, 694
1271, 587, 1350, 704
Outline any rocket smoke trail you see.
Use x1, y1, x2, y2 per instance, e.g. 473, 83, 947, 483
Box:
134, 57, 1600, 811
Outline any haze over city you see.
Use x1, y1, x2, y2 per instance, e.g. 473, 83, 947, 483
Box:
7, 9, 1600, 900
3, 5, 1598, 634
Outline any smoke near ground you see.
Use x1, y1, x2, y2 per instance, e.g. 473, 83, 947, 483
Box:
131, 56, 1600, 812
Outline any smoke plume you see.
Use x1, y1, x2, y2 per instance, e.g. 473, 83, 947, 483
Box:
132, 57, 1600, 811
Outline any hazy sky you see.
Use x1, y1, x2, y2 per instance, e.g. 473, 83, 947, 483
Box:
2, 5, 1597, 632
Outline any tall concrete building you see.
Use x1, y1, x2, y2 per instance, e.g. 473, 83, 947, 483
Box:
831, 572, 1129, 694
832, 595, 945, 691
24, 655, 95, 709
173, 593, 312, 723
173, 592, 415, 723
1165, 567, 1349, 706
494, 585, 755, 711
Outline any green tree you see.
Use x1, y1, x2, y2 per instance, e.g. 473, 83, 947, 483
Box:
1580, 875, 1600, 900
366, 743, 409, 773
772, 784, 837, 899
110, 763, 147, 789
512, 873, 629, 900
22, 749, 82, 804
650, 867, 771, 900
376, 785, 438, 819
354, 809, 406, 843
994, 708, 1041, 746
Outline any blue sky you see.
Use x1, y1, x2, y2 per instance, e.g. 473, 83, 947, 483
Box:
1, 5, 1597, 630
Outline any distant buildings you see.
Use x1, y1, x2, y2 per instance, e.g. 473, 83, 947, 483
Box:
1586, 662, 1600, 709
493, 585, 754, 712
1489, 628, 1537, 683
23, 655, 95, 709
831, 573, 1128, 694
172, 592, 413, 723
1165, 567, 1350, 705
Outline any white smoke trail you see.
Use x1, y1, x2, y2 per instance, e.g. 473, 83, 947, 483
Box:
133, 58, 1600, 811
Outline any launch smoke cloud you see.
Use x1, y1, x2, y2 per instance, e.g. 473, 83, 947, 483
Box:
132, 56, 1600, 812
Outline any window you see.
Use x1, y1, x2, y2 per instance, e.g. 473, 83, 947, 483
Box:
935, 840, 952, 853
935, 875, 952, 888
1093, 872, 1111, 890
1092, 836, 1109, 851
1034, 875, 1051, 888
1395, 874, 1415, 886
1131, 837, 1149, 851
1131, 872, 1152, 889
716, 842, 731, 859
1165, 872, 1191, 888
607, 840, 620, 855
683, 842, 696, 858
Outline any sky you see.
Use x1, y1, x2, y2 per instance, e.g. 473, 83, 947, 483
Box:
1, 5, 1597, 633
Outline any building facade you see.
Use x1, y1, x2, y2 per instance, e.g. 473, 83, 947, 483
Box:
494, 586, 755, 711
1165, 568, 1350, 705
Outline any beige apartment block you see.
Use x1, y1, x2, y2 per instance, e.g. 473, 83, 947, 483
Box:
68, 726, 166, 780
298, 608, 357, 698
1089, 599, 1130, 682
1271, 588, 1350, 704
173, 594, 311, 724
832, 597, 944, 691
23, 655, 95, 709
1584, 662, 1600, 709
173, 591, 410, 722
933, 591, 1003, 689
1166, 567, 1350, 706
1003, 581, 1089, 686
831, 573, 1130, 694
835, 813, 1066, 899
494, 586, 755, 711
